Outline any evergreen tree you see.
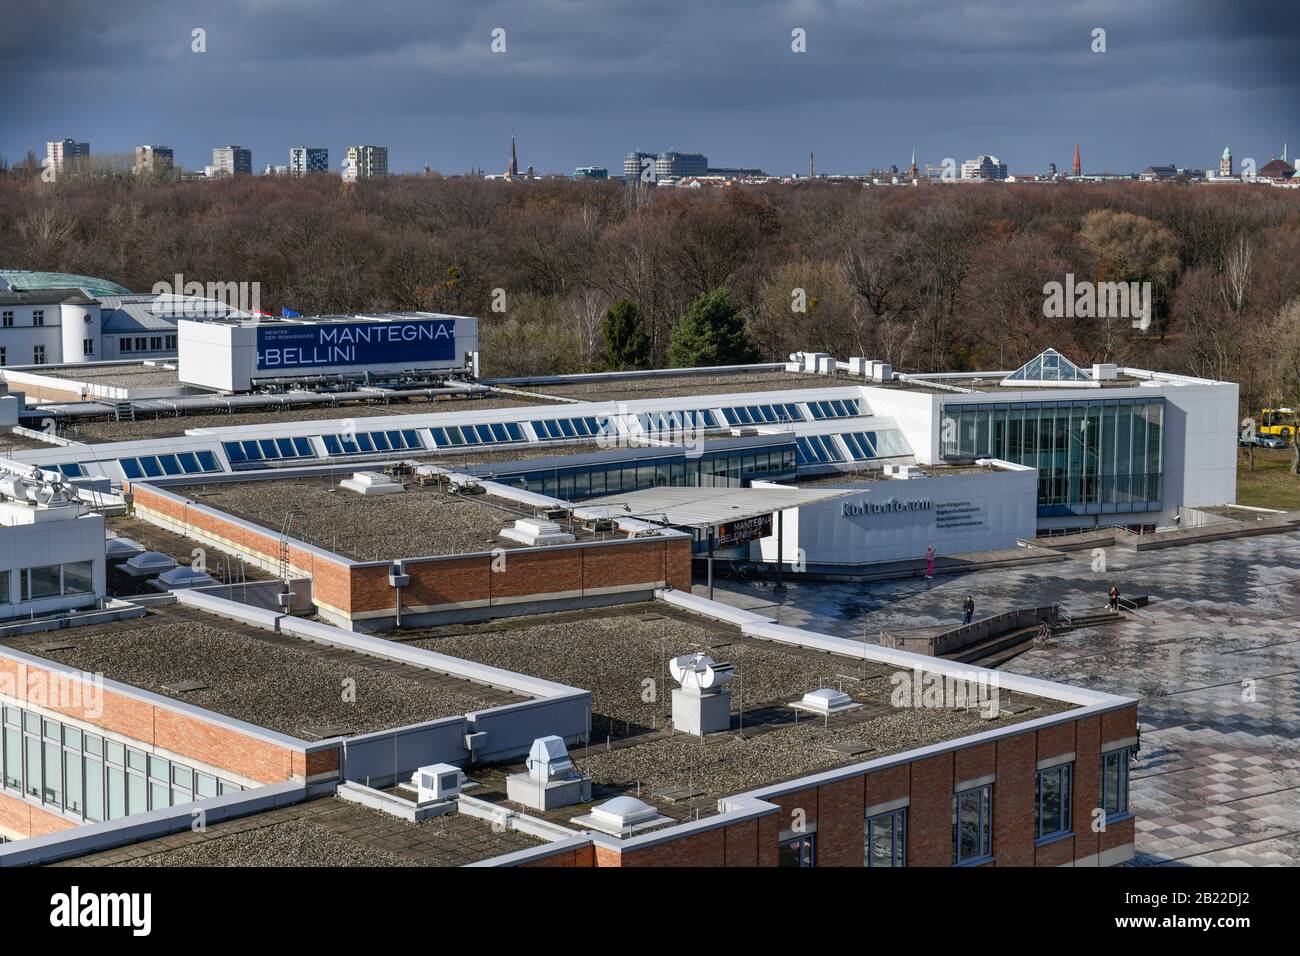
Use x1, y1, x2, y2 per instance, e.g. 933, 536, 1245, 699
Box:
602, 299, 650, 370
667, 287, 757, 368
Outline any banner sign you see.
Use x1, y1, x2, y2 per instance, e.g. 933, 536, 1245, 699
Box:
715, 513, 773, 548
256, 319, 456, 371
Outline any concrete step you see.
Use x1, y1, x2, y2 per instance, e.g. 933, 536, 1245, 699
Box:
943, 625, 1042, 665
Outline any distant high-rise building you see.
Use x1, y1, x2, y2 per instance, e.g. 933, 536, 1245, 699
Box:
1048, 161, 1058, 178
289, 146, 329, 175
960, 155, 1007, 181
1219, 146, 1232, 178
624, 151, 653, 182
573, 166, 608, 180
134, 145, 173, 175
656, 151, 708, 179
1072, 143, 1081, 177
212, 145, 252, 177
343, 145, 388, 181
46, 139, 89, 173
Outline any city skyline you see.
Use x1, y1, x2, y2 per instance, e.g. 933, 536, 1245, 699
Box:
3, 0, 1296, 176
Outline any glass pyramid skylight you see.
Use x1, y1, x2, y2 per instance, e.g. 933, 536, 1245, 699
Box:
1000, 349, 1093, 386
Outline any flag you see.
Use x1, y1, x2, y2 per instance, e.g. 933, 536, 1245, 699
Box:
282, 308, 301, 317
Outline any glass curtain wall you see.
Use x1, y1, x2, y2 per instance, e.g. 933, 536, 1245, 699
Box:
940, 399, 1163, 515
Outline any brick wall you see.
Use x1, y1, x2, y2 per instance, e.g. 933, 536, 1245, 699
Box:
0, 790, 78, 839
133, 484, 693, 623
576, 707, 1138, 869
2, 652, 330, 788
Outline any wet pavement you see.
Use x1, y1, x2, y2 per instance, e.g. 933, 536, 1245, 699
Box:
697, 530, 1300, 865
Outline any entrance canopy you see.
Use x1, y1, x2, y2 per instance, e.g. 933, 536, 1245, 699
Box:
579, 485, 853, 530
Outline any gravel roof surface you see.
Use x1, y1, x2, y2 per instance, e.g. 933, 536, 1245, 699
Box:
99, 798, 543, 867
6, 605, 515, 738
41, 364, 184, 386
0, 431, 71, 453
61, 394, 558, 443
525, 370, 861, 401
402, 604, 1070, 797
186, 477, 558, 560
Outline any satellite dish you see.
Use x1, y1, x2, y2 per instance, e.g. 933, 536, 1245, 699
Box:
669, 652, 735, 691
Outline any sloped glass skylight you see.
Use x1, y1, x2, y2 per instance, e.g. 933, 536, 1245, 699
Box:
1001, 349, 1092, 385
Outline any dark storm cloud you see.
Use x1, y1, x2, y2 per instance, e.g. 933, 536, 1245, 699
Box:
2, 0, 1296, 176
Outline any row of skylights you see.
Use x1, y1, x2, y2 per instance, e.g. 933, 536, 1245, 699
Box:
530, 417, 612, 440
795, 434, 846, 465
223, 437, 315, 465
842, 430, 912, 461
807, 398, 864, 420
322, 429, 424, 456
119, 451, 221, 480
720, 403, 804, 426
430, 422, 526, 447
633, 409, 720, 432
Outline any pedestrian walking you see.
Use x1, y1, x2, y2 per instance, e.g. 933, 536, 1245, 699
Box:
1108, 582, 1120, 612
925, 546, 935, 586
963, 594, 975, 625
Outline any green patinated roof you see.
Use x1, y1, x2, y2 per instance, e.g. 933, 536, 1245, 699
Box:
0, 270, 131, 297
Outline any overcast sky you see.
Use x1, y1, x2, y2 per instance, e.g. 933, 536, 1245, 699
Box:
3, 0, 1297, 176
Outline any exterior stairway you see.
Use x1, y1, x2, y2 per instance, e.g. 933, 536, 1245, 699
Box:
942, 607, 1126, 667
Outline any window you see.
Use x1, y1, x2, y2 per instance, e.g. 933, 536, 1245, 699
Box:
83, 338, 94, 355
0, 570, 9, 604
32, 310, 45, 327
33, 345, 46, 364
1, 311, 12, 327
1036, 763, 1073, 841
119, 338, 133, 353
0, 347, 6, 367
779, 833, 816, 867
429, 423, 521, 448
62, 561, 94, 595
953, 784, 994, 864
1100, 748, 1133, 819
795, 434, 845, 465
165, 335, 177, 349
134, 337, 147, 351
865, 807, 907, 867
21, 565, 61, 601
808, 398, 863, 420
530, 417, 611, 441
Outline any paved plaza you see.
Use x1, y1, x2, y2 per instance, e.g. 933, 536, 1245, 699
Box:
701, 530, 1300, 865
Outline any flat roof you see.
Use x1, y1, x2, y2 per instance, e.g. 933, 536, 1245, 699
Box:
581, 485, 853, 527
37, 363, 186, 387
193, 310, 477, 328
54, 796, 544, 867
1, 603, 524, 739
180, 475, 604, 561
519, 369, 861, 401
57, 393, 557, 444
392, 603, 1073, 819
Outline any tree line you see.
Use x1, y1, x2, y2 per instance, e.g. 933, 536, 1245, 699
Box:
1, 169, 1298, 417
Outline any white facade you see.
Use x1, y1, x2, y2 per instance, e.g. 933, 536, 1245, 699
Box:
754, 464, 1038, 566
0, 486, 105, 621
177, 313, 480, 392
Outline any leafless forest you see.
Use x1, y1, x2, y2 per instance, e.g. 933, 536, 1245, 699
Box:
1, 172, 1298, 411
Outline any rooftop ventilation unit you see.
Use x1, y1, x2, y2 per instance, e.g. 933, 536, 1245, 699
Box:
448, 477, 486, 494
882, 463, 922, 479
1092, 363, 1118, 381
571, 795, 673, 837
122, 551, 179, 577
499, 518, 576, 547
790, 688, 862, 718
339, 471, 404, 496
412, 763, 462, 803
506, 735, 591, 811
669, 652, 734, 736
803, 351, 830, 373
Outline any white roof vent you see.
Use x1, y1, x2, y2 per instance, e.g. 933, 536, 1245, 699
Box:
339, 471, 404, 496
153, 566, 217, 590
572, 795, 674, 836
526, 735, 577, 783
498, 518, 575, 546
791, 688, 862, 717
669, 652, 735, 692
105, 536, 146, 559
412, 763, 462, 803
122, 551, 178, 577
